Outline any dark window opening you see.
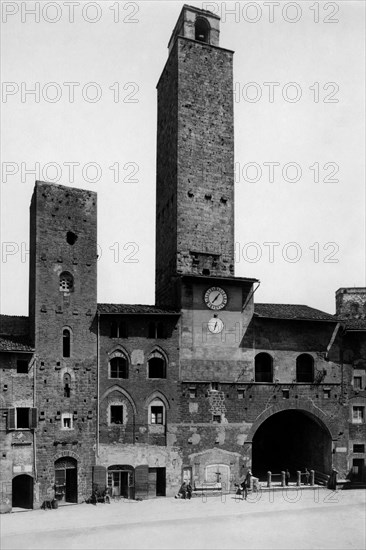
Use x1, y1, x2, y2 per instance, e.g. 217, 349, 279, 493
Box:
148, 322, 156, 338
63, 373, 71, 398
120, 322, 128, 338
63, 329, 71, 358
151, 406, 163, 424
17, 408, 30, 429
282, 389, 290, 399
157, 322, 165, 339
323, 389, 331, 399
237, 389, 245, 399
110, 320, 128, 339
66, 231, 78, 245
189, 387, 197, 399
212, 415, 221, 423
353, 444, 365, 453
110, 357, 128, 379
195, 17, 210, 43
211, 382, 219, 391
110, 405, 123, 425
110, 321, 118, 338
296, 354, 314, 383
148, 357, 166, 379
255, 353, 273, 383
16, 360, 28, 374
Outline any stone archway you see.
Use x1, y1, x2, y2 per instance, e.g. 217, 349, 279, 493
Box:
251, 409, 333, 480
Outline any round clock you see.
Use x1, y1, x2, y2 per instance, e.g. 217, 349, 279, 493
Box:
208, 317, 224, 334
204, 287, 228, 310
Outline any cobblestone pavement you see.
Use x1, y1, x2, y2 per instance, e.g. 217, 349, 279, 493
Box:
1, 488, 365, 549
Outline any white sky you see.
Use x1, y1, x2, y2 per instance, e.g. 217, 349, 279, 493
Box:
1, 0, 365, 316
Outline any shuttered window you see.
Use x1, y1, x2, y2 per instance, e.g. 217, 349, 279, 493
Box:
7, 408, 37, 430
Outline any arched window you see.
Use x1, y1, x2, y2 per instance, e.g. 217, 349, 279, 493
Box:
255, 353, 273, 382
63, 373, 71, 397
59, 272, 74, 292
148, 351, 166, 379
148, 398, 165, 425
110, 356, 128, 379
195, 17, 210, 43
63, 329, 71, 358
296, 354, 314, 383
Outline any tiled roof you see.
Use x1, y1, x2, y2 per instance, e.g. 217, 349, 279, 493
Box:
254, 303, 336, 322
97, 303, 180, 315
0, 335, 34, 352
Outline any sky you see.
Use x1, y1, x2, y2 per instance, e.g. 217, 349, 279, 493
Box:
1, 0, 365, 316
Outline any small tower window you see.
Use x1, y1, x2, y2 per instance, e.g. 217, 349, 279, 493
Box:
59, 272, 74, 292
195, 17, 210, 43
63, 329, 71, 358
66, 231, 78, 245
63, 373, 71, 397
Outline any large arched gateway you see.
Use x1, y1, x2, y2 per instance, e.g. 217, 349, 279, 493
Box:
252, 409, 332, 480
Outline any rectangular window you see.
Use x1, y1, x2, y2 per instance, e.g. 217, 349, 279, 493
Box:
61, 413, 73, 430
323, 389, 331, 399
353, 444, 365, 453
352, 406, 365, 424
282, 389, 290, 399
16, 360, 28, 374
189, 387, 197, 399
151, 406, 164, 425
211, 382, 219, 391
354, 377, 362, 390
110, 405, 123, 425
7, 408, 37, 430
17, 408, 30, 429
237, 388, 245, 399
212, 415, 221, 423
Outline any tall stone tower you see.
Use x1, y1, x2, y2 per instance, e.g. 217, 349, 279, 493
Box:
155, 5, 235, 307
29, 181, 97, 504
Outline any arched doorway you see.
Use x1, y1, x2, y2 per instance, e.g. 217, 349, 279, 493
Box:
12, 474, 33, 509
252, 410, 332, 480
55, 457, 77, 503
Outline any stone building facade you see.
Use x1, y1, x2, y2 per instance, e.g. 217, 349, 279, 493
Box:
1, 5, 365, 510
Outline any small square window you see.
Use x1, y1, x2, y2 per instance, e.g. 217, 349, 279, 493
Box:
282, 389, 290, 399
61, 413, 73, 430
323, 389, 331, 399
237, 389, 245, 400
189, 387, 197, 399
16, 360, 28, 374
352, 406, 365, 424
353, 444, 365, 453
354, 377, 362, 390
211, 382, 219, 391
110, 405, 123, 425
213, 415, 221, 423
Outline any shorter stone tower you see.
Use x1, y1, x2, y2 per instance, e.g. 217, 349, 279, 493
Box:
29, 181, 98, 505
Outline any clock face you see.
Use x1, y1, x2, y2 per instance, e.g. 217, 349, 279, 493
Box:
208, 317, 224, 334
204, 287, 228, 310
